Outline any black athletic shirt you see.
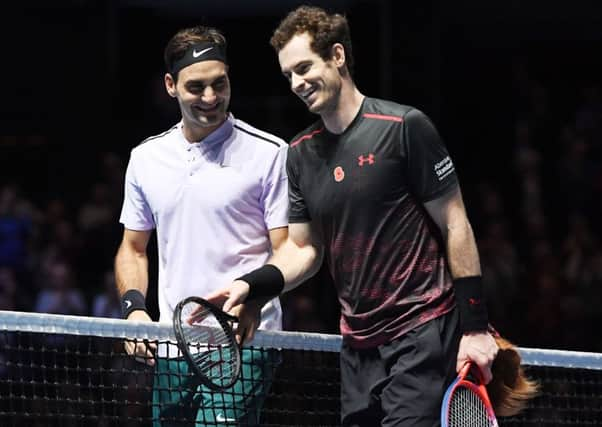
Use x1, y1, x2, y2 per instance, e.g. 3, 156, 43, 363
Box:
287, 97, 458, 349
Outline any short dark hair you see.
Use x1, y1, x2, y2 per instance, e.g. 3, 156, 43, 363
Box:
164, 26, 227, 79
270, 6, 354, 75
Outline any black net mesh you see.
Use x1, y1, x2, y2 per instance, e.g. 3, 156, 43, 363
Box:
1, 312, 601, 426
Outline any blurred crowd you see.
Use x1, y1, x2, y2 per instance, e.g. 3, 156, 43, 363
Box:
473, 62, 602, 352
0, 152, 124, 320
1, 65, 601, 353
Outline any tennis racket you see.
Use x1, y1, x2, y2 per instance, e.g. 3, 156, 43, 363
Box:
441, 362, 499, 427
173, 296, 241, 391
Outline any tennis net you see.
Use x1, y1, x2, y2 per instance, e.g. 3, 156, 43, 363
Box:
1, 310, 601, 426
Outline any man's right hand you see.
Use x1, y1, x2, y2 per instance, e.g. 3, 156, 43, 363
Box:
124, 310, 157, 366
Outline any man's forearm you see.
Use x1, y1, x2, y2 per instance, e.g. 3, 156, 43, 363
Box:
445, 218, 481, 279
446, 218, 489, 332
115, 244, 150, 297
267, 237, 323, 293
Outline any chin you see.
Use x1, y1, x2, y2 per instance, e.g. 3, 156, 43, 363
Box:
307, 93, 335, 115
199, 113, 226, 127
306, 100, 324, 114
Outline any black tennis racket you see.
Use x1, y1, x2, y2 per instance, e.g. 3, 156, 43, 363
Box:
441, 362, 499, 427
173, 296, 241, 391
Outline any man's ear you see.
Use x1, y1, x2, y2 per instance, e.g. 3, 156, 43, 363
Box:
165, 73, 177, 98
331, 43, 346, 68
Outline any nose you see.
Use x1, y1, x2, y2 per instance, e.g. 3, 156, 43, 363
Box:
202, 85, 217, 104
291, 73, 305, 93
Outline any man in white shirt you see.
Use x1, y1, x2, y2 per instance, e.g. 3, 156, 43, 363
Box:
115, 25, 288, 426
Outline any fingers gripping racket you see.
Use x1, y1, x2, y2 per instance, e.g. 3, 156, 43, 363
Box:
441, 362, 499, 427
173, 296, 241, 391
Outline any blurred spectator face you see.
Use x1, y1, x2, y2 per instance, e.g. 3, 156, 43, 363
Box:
103, 270, 118, 297
53, 220, 75, 246
0, 185, 18, 213
0, 267, 17, 295
45, 199, 67, 223
481, 188, 504, 218
46, 262, 73, 290
91, 183, 109, 204
0, 267, 17, 310
536, 272, 561, 297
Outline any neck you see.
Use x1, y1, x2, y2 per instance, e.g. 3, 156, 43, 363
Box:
181, 118, 224, 143
321, 82, 364, 135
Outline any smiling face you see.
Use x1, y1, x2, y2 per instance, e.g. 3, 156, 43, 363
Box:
165, 60, 231, 140
278, 33, 343, 115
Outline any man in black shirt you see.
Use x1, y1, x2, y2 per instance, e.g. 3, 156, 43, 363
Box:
206, 6, 498, 426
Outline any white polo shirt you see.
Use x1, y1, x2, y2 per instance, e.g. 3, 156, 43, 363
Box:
120, 114, 288, 331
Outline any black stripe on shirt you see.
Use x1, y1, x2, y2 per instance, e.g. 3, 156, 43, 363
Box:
234, 124, 281, 148
138, 124, 178, 146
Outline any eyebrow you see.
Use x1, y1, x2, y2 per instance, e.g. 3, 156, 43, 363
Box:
187, 75, 227, 86
282, 60, 311, 75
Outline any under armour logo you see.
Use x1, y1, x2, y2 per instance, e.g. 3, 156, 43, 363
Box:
358, 153, 375, 166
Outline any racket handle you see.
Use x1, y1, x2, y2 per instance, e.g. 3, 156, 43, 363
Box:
459, 362, 472, 379
223, 312, 238, 322
471, 363, 486, 385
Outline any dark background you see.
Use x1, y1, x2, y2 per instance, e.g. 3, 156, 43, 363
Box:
1, 0, 601, 352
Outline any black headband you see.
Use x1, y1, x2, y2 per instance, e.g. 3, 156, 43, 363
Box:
169, 42, 227, 77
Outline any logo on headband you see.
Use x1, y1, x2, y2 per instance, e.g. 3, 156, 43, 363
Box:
170, 43, 228, 77
193, 47, 214, 58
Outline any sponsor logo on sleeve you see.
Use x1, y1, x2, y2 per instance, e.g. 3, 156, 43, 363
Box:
434, 156, 454, 181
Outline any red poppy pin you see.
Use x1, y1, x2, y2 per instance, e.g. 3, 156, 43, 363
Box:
333, 166, 345, 182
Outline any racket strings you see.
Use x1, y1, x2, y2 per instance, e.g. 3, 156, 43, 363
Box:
449, 387, 493, 427
180, 302, 238, 386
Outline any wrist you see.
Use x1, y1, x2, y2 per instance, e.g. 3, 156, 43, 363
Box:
121, 289, 148, 319
237, 264, 284, 300
453, 276, 489, 333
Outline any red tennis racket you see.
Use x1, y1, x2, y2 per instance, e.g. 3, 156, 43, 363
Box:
441, 362, 499, 427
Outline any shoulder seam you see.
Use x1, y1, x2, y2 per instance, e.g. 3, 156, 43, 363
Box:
138, 124, 179, 146
234, 124, 282, 148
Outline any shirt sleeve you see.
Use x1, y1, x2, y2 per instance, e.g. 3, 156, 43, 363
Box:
119, 150, 156, 231
286, 147, 311, 223
260, 143, 290, 230
403, 108, 459, 202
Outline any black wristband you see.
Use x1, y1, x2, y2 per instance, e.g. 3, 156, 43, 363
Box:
121, 289, 148, 319
453, 276, 489, 333
237, 264, 285, 300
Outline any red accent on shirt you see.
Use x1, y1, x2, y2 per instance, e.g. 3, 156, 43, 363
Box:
290, 128, 324, 147
363, 113, 403, 122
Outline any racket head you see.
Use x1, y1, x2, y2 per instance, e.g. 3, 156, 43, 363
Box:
173, 296, 241, 391
441, 363, 498, 427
